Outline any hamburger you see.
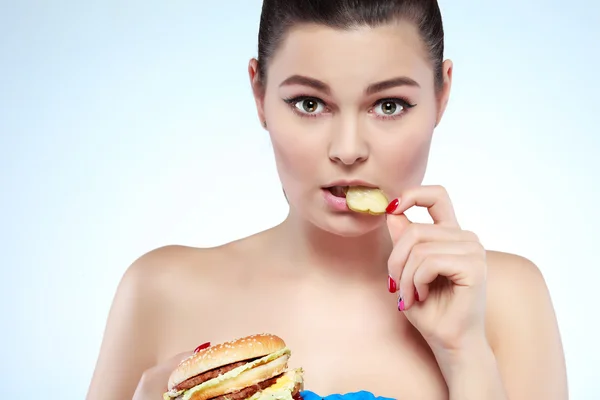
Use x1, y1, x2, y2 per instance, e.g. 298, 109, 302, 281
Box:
163, 333, 304, 400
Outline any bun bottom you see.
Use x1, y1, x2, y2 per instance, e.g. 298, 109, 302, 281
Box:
251, 380, 303, 400
186, 354, 290, 400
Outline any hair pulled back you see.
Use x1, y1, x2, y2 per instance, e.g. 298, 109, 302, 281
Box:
257, 0, 445, 90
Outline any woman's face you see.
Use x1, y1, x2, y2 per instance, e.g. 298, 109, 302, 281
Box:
249, 22, 452, 237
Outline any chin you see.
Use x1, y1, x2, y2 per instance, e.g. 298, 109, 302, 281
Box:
310, 209, 386, 238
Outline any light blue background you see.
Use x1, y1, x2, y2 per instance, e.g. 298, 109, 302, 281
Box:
1, 0, 598, 398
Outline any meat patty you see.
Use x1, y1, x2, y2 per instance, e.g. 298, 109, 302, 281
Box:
174, 358, 260, 392
173, 374, 300, 400
207, 375, 280, 400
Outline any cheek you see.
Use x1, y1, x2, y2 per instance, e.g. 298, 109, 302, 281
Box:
269, 131, 316, 179
264, 98, 322, 195
377, 123, 434, 197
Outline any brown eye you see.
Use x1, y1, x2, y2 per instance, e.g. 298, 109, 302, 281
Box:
302, 99, 318, 113
292, 97, 324, 115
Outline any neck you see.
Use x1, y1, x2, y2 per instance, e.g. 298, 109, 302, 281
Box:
274, 209, 393, 281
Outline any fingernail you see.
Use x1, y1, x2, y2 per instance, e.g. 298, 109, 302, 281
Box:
386, 198, 399, 214
194, 342, 211, 353
387, 275, 397, 293
398, 296, 405, 312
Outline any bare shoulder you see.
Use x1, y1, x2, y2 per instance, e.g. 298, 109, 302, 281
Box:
111, 244, 229, 319
484, 250, 551, 342
86, 243, 242, 400
483, 250, 568, 399
122, 244, 231, 288
484, 250, 550, 312
484, 250, 547, 302
121, 239, 259, 292
485, 250, 544, 280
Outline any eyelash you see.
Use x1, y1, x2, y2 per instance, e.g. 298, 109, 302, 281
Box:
282, 95, 417, 120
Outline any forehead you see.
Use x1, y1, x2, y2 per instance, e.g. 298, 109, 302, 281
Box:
267, 22, 433, 90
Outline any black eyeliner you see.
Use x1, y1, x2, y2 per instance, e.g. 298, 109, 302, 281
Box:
283, 95, 323, 104
375, 97, 417, 108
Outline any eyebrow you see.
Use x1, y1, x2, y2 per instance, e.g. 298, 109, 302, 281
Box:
365, 76, 420, 95
279, 74, 420, 95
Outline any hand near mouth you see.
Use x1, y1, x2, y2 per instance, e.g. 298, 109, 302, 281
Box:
384, 185, 488, 354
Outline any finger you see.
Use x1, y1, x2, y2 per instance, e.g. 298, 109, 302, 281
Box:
399, 241, 480, 309
385, 210, 412, 244
387, 224, 476, 291
171, 350, 196, 365
136, 350, 195, 399
413, 253, 485, 293
194, 342, 211, 353
161, 350, 197, 376
158, 351, 197, 393
387, 185, 459, 227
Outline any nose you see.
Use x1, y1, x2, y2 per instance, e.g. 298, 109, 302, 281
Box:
328, 119, 369, 166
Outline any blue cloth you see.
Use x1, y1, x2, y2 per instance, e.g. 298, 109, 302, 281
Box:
300, 390, 396, 400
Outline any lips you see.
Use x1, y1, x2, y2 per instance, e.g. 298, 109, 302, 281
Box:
326, 186, 348, 198
323, 180, 378, 199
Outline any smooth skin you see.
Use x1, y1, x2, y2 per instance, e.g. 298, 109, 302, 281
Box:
86, 21, 567, 400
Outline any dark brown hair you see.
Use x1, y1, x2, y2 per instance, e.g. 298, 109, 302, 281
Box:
257, 0, 445, 90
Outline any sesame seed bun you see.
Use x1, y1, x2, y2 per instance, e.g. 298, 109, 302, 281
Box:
167, 333, 288, 391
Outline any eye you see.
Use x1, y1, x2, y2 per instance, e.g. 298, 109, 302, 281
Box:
373, 100, 403, 117
284, 96, 327, 115
371, 98, 415, 118
294, 98, 325, 114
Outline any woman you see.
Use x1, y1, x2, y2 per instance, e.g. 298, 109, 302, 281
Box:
86, 0, 568, 399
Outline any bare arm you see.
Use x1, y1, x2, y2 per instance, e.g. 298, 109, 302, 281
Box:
431, 253, 567, 400
86, 246, 179, 400
486, 252, 568, 399
433, 335, 509, 400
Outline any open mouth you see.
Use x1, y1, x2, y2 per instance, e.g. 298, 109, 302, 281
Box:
325, 186, 348, 198
324, 185, 389, 215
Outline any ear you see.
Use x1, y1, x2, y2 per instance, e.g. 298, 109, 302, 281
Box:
248, 58, 267, 129
435, 59, 453, 127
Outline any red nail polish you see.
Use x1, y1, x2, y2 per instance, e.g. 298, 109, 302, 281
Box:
194, 342, 211, 353
386, 198, 399, 214
387, 275, 397, 293
398, 297, 405, 312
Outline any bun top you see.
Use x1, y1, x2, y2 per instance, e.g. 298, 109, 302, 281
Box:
168, 333, 287, 389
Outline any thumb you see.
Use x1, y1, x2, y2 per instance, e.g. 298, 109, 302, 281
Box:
155, 350, 196, 381
166, 341, 211, 371
133, 350, 197, 400
165, 350, 196, 370
385, 198, 411, 243
159, 351, 196, 388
